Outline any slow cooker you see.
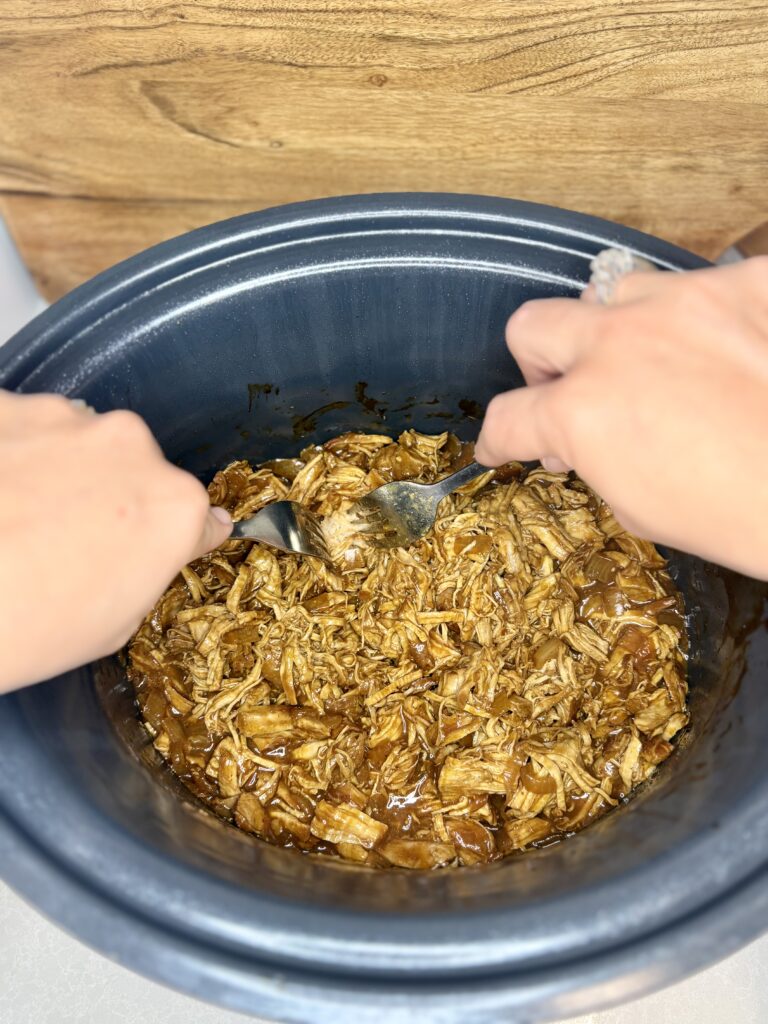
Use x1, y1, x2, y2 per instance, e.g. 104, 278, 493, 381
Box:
1, 194, 766, 1024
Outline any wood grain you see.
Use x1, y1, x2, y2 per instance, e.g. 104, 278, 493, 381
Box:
1, 1, 767, 299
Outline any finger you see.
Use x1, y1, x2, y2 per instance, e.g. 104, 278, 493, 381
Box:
96, 408, 164, 458
475, 382, 562, 467
506, 298, 602, 385
2, 392, 86, 428
190, 506, 232, 561
541, 456, 571, 473
611, 506, 652, 542
607, 270, 671, 305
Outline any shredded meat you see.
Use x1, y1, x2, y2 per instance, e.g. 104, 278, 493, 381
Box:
128, 430, 688, 868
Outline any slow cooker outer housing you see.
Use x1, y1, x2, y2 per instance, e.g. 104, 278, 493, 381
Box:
0, 194, 766, 1024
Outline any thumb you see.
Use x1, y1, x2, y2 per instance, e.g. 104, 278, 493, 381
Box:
475, 382, 561, 467
191, 505, 232, 561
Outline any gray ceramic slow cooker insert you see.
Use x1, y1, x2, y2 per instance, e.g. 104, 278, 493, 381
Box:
0, 194, 766, 1024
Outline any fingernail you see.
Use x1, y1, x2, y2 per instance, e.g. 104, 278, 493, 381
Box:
541, 456, 571, 473
70, 398, 95, 414
210, 506, 232, 526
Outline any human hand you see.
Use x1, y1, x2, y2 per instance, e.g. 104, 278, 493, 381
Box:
0, 393, 232, 691
475, 256, 768, 579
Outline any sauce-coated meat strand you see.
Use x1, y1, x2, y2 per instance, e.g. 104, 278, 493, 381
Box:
128, 431, 688, 869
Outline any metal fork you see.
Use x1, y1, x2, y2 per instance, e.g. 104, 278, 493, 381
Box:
230, 460, 491, 561
230, 500, 334, 560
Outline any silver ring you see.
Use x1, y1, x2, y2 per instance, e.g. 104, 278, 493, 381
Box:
588, 248, 658, 305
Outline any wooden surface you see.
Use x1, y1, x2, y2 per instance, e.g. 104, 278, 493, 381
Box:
1, 1, 767, 300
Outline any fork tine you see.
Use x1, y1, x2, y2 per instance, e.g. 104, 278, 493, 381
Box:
231, 501, 333, 562
352, 495, 410, 547
294, 507, 333, 561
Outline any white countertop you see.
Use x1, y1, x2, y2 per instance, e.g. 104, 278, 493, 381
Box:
2, 215, 766, 1024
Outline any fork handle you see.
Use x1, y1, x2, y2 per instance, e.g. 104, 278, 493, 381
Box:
433, 460, 490, 499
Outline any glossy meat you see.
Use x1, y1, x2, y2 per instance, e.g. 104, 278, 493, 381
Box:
128, 431, 688, 869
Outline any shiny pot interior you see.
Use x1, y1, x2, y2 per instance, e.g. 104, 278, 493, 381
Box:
0, 195, 766, 1024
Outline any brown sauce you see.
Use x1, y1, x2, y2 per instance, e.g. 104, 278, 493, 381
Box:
128, 431, 689, 869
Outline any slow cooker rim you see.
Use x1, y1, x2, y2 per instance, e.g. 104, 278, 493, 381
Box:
3, 791, 768, 1024
3, 692, 768, 979
0, 191, 707, 393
